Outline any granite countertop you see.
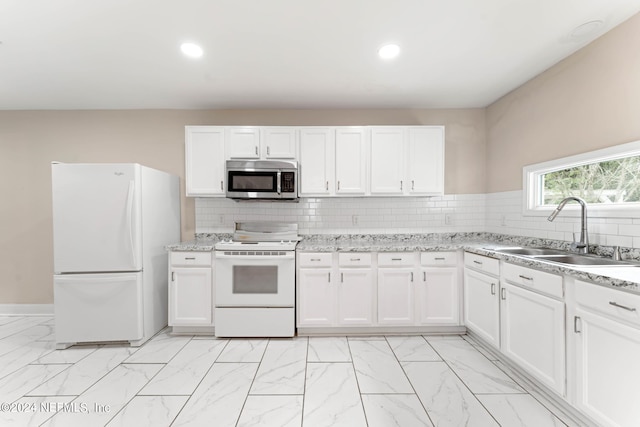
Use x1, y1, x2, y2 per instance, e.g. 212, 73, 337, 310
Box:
167, 232, 640, 295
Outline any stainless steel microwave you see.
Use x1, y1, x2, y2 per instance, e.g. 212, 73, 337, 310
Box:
225, 160, 298, 200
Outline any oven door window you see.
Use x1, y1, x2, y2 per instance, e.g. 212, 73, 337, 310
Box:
228, 172, 277, 192
232, 265, 278, 294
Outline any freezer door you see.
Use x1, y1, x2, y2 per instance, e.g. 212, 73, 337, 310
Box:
52, 163, 143, 273
54, 273, 144, 344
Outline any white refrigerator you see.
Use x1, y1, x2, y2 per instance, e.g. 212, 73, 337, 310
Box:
52, 163, 180, 349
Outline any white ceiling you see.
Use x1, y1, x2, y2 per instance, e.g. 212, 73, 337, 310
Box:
2, 0, 640, 110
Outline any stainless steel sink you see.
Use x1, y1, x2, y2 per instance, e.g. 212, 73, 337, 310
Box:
493, 247, 567, 256
491, 247, 639, 267
535, 254, 638, 267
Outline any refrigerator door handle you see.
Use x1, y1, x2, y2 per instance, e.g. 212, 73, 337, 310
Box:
126, 180, 137, 268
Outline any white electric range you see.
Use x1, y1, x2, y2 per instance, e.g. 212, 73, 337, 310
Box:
214, 222, 299, 337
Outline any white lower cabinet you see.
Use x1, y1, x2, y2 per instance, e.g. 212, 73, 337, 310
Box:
168, 251, 214, 328
377, 268, 415, 325
297, 250, 462, 331
500, 280, 565, 395
570, 279, 640, 427
338, 268, 374, 325
297, 252, 374, 327
463, 253, 500, 348
418, 252, 459, 325
297, 268, 334, 326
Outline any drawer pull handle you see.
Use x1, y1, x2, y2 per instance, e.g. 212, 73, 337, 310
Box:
391, 258, 402, 261
434, 257, 446, 261
411, 272, 414, 282
501, 288, 506, 300
473, 260, 483, 265
609, 301, 637, 312
328, 272, 331, 283
185, 257, 196, 260
423, 272, 426, 281
171, 272, 175, 281
310, 258, 321, 261
350, 258, 360, 262
491, 283, 496, 295
518, 275, 533, 281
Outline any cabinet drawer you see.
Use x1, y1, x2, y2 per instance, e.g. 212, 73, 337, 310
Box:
298, 252, 332, 267
421, 251, 457, 266
464, 252, 499, 276
338, 253, 372, 267
170, 251, 212, 267
378, 252, 415, 267
503, 263, 563, 299
575, 280, 640, 327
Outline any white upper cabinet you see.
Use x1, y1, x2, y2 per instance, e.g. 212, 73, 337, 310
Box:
226, 127, 261, 159
185, 126, 226, 197
370, 127, 405, 195
263, 127, 297, 159
298, 128, 335, 196
187, 125, 444, 197
370, 126, 444, 196
407, 126, 444, 195
335, 127, 368, 195
226, 127, 297, 159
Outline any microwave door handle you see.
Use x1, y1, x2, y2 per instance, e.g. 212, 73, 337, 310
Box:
277, 171, 281, 194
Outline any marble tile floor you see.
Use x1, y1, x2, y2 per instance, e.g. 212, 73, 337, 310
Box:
0, 316, 576, 427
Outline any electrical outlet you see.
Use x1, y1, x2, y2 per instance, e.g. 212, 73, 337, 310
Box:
352, 215, 358, 225
445, 214, 452, 225
500, 215, 506, 226
218, 215, 225, 224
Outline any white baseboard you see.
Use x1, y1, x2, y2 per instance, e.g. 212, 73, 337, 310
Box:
0, 304, 54, 316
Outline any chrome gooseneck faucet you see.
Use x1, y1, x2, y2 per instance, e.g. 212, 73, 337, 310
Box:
547, 196, 589, 254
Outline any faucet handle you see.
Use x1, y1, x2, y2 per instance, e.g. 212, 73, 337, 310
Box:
613, 246, 622, 260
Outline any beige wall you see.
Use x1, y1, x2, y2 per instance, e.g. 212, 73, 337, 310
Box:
0, 108, 484, 304
486, 13, 640, 193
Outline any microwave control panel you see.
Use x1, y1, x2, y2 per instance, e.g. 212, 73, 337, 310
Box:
281, 172, 295, 193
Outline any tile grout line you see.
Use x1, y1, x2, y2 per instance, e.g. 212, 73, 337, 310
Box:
388, 335, 438, 427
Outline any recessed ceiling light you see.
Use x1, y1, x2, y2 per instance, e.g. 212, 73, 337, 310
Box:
569, 20, 604, 41
180, 42, 203, 58
378, 44, 400, 60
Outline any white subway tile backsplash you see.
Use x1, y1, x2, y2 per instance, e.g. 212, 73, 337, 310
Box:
195, 190, 640, 249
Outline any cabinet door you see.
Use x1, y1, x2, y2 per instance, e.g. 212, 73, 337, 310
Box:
573, 308, 640, 427
378, 268, 415, 325
338, 269, 373, 325
263, 127, 297, 159
298, 128, 335, 196
418, 267, 459, 325
226, 127, 261, 158
185, 126, 226, 196
298, 269, 334, 326
169, 267, 213, 326
335, 128, 367, 195
501, 283, 565, 395
463, 268, 500, 348
407, 127, 444, 195
370, 127, 405, 195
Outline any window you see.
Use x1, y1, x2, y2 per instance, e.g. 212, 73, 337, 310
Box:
523, 140, 640, 217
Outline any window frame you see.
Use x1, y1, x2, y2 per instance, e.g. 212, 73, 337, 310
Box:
523, 140, 640, 218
